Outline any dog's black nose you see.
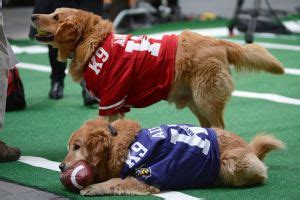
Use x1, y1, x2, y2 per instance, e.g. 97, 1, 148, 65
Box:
31, 15, 37, 21
59, 163, 66, 172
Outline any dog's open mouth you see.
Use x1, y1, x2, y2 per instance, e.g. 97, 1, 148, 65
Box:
35, 29, 54, 42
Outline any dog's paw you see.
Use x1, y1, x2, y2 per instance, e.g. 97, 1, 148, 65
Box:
149, 186, 160, 194
80, 184, 105, 196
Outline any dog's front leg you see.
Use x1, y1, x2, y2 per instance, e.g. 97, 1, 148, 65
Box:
98, 113, 124, 123
80, 177, 160, 196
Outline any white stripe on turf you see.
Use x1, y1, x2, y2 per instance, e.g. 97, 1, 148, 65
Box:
16, 62, 51, 72
226, 39, 300, 51
12, 39, 300, 53
18, 156, 200, 200
147, 30, 300, 51
16, 62, 68, 74
283, 20, 300, 33
11, 24, 300, 54
17, 62, 300, 77
153, 191, 203, 200
16, 62, 300, 106
11, 45, 48, 54
233, 91, 300, 105
19, 156, 60, 172
285, 68, 300, 75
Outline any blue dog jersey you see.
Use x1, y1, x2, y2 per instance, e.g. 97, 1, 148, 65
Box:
121, 124, 220, 190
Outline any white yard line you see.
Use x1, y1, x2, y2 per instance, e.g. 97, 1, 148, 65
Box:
148, 27, 231, 38
18, 156, 201, 200
16, 62, 68, 74
12, 38, 300, 52
226, 39, 300, 51
11, 45, 48, 54
17, 62, 300, 106
233, 91, 300, 106
283, 20, 300, 33
19, 156, 60, 172
153, 191, 203, 200
11, 23, 300, 54
16, 62, 51, 72
147, 29, 300, 51
284, 68, 300, 75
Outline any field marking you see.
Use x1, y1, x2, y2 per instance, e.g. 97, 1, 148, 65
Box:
233, 91, 300, 106
11, 23, 300, 54
285, 68, 300, 75
16, 62, 300, 106
12, 36, 300, 52
11, 45, 48, 54
226, 39, 300, 51
19, 156, 60, 172
283, 20, 300, 33
147, 30, 300, 51
153, 191, 203, 200
16, 62, 68, 74
16, 62, 300, 76
16, 62, 51, 72
18, 156, 201, 200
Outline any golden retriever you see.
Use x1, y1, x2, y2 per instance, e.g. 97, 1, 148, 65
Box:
31, 8, 284, 128
59, 118, 284, 196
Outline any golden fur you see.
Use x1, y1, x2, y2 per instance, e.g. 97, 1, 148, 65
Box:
61, 118, 284, 196
31, 8, 284, 128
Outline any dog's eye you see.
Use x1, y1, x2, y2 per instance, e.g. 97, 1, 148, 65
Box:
73, 144, 80, 151
53, 14, 59, 21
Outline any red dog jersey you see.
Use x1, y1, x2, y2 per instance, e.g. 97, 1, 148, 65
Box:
83, 33, 178, 116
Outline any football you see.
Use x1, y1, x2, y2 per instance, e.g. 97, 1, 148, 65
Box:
59, 160, 94, 193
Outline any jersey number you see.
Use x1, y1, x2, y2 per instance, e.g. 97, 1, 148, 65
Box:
125, 37, 161, 57
170, 128, 211, 155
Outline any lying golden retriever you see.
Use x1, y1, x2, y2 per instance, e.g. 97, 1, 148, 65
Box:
31, 8, 284, 128
59, 118, 284, 196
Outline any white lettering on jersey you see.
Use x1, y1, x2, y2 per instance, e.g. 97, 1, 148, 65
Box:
125, 142, 148, 168
169, 128, 211, 155
113, 34, 127, 47
149, 127, 165, 138
182, 125, 208, 136
125, 37, 161, 56
88, 47, 109, 75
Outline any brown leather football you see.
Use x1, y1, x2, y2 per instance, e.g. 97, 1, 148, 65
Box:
59, 160, 94, 193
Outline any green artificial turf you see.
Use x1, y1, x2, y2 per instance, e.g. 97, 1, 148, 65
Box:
1, 18, 300, 199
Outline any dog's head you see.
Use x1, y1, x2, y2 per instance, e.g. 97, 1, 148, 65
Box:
60, 118, 141, 181
31, 8, 86, 61
60, 119, 111, 171
31, 8, 113, 81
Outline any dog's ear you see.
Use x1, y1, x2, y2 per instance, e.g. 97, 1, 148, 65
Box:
107, 119, 141, 173
55, 22, 79, 43
84, 128, 110, 167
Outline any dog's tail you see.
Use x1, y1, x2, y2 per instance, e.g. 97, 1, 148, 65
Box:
220, 40, 284, 74
249, 134, 285, 161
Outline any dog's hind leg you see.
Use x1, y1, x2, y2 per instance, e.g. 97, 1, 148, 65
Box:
219, 149, 267, 187
190, 60, 233, 128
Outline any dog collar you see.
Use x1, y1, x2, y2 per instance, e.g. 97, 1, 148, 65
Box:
68, 52, 75, 59
108, 124, 118, 136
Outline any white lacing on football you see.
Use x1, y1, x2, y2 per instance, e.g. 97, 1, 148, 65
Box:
71, 165, 85, 189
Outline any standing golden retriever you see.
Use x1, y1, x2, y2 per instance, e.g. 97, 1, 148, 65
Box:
31, 8, 284, 128
59, 118, 284, 196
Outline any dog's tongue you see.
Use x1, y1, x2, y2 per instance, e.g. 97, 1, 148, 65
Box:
35, 34, 54, 42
